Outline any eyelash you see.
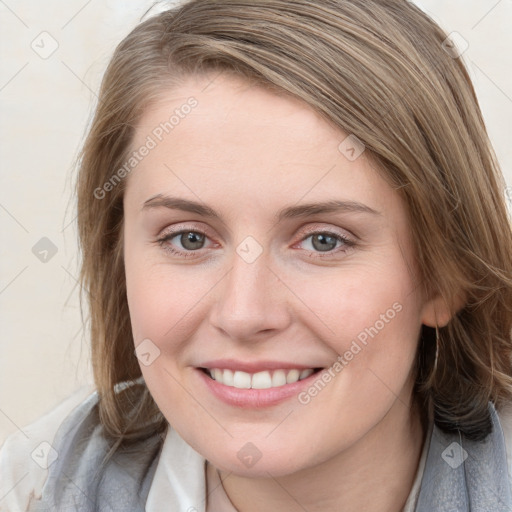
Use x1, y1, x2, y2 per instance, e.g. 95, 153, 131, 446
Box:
156, 227, 356, 259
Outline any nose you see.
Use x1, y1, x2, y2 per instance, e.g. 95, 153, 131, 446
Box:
209, 247, 292, 342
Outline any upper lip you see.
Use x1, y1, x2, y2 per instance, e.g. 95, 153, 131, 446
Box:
198, 359, 324, 373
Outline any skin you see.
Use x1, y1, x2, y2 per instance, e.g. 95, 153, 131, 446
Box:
123, 72, 453, 512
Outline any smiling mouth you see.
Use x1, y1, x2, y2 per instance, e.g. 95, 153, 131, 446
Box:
200, 367, 323, 389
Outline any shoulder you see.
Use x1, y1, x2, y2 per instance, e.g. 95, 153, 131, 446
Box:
1, 378, 164, 512
0, 384, 96, 512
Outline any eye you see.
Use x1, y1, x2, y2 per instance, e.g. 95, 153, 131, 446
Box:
156, 228, 214, 257
297, 230, 355, 256
155, 226, 356, 259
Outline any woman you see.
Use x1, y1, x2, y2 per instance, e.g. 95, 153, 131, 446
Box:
2, 1, 512, 511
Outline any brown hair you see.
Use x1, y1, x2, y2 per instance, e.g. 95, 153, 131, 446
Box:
76, 0, 512, 448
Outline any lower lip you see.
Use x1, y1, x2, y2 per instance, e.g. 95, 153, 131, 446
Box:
196, 368, 322, 408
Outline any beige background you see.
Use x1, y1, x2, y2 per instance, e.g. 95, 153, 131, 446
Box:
1, 0, 511, 446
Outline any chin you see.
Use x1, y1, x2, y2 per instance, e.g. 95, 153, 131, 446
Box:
203, 440, 316, 478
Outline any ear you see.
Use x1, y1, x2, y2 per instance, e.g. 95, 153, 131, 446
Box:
420, 289, 466, 328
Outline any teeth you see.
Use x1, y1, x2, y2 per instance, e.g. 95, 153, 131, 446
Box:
286, 369, 300, 383
223, 369, 234, 386
207, 368, 316, 389
252, 371, 272, 389
272, 370, 287, 387
299, 369, 314, 380
233, 370, 251, 389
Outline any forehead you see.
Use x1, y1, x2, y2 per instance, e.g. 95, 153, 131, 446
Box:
125, 73, 403, 222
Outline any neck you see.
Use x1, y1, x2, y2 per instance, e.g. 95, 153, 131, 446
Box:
219, 395, 426, 512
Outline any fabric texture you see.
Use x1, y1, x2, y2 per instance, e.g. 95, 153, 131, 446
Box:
25, 391, 163, 512
1, 381, 511, 511
415, 402, 512, 511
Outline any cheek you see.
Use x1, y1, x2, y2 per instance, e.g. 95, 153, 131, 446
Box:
126, 266, 192, 346
293, 260, 420, 344
124, 231, 175, 344
124, 240, 217, 358
292, 259, 422, 403
124, 254, 204, 419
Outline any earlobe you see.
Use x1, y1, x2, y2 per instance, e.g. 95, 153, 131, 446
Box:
421, 289, 467, 328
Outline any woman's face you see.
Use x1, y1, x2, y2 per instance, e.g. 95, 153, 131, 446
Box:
123, 73, 444, 476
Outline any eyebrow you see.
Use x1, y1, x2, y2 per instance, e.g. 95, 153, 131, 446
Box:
142, 194, 382, 221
